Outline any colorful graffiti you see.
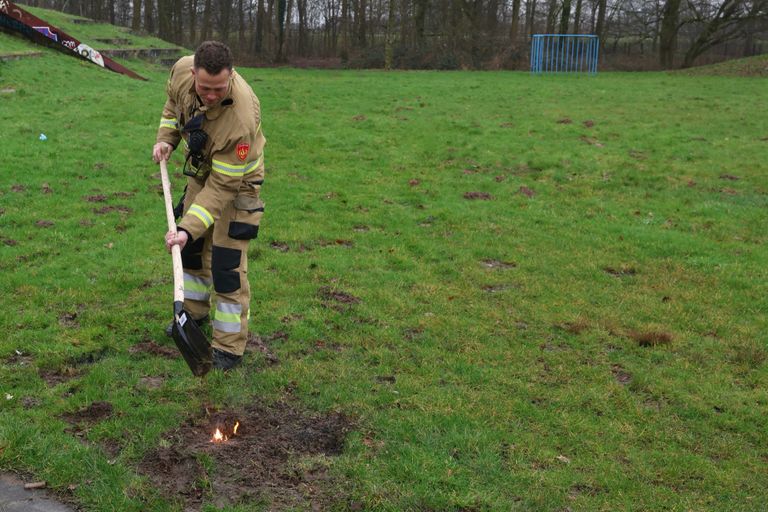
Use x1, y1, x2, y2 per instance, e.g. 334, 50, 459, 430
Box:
0, 0, 145, 80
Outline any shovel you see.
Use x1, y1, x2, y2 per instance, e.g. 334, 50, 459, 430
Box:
159, 159, 212, 377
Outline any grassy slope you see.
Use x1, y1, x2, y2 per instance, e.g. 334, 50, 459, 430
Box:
12, 3, 183, 49
1, 24, 768, 512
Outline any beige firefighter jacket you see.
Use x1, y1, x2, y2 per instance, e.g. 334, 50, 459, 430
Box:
156, 55, 266, 241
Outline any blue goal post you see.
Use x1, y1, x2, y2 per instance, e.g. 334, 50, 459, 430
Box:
530, 34, 599, 75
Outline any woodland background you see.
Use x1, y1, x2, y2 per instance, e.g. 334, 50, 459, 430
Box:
16, 1, 768, 71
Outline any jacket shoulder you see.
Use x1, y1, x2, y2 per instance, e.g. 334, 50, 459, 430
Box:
230, 75, 261, 131
168, 56, 195, 91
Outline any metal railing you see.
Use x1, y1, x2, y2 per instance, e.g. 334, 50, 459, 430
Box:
531, 34, 599, 75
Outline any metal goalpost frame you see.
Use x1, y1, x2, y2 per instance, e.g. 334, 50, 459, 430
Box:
530, 34, 599, 75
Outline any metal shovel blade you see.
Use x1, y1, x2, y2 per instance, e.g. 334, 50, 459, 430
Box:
171, 301, 212, 377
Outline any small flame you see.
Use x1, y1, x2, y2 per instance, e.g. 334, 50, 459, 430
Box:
233, 421, 240, 435
211, 428, 227, 443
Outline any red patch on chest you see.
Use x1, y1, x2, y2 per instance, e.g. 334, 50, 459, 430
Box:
236, 142, 250, 161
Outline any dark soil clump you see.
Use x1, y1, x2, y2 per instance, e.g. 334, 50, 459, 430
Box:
129, 339, 179, 359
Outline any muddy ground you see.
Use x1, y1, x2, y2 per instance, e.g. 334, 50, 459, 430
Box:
137, 401, 353, 511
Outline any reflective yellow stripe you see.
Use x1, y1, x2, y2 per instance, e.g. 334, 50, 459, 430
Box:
159, 117, 178, 129
212, 158, 247, 177
214, 302, 242, 333
212, 155, 263, 177
188, 204, 213, 228
244, 154, 263, 174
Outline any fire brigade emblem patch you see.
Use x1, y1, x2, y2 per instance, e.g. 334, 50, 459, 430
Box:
236, 142, 250, 161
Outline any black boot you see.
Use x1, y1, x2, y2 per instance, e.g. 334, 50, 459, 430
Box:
165, 315, 209, 337
212, 348, 242, 371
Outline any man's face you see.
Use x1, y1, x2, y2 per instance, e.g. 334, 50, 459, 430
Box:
191, 67, 232, 107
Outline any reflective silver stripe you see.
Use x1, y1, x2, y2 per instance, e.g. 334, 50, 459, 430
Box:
213, 302, 242, 333
183, 273, 211, 302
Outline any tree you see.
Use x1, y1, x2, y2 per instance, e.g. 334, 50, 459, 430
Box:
659, 0, 682, 67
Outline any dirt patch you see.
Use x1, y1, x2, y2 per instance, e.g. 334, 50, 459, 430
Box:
518, 186, 535, 197
60, 401, 114, 437
603, 266, 637, 277
318, 286, 360, 311
35, 220, 54, 228
482, 259, 516, 269
270, 240, 291, 252
129, 339, 179, 359
580, 135, 604, 147
58, 308, 83, 328
402, 326, 424, 341
5, 350, 33, 366
39, 349, 110, 387
611, 364, 632, 385
84, 194, 108, 202
317, 238, 354, 248
557, 118, 572, 124
136, 376, 166, 390
138, 401, 353, 511
481, 284, 514, 293
2, 237, 18, 246
556, 320, 589, 335
39, 366, 83, 387
245, 333, 280, 365
463, 191, 493, 200
41, 183, 53, 194
93, 205, 132, 215
628, 330, 673, 347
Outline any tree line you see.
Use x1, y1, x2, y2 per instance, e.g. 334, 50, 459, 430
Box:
21, 0, 768, 69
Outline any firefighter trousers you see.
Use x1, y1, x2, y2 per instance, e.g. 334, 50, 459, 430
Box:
179, 178, 263, 356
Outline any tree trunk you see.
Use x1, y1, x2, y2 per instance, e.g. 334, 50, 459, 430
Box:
509, 0, 521, 44
144, 0, 154, 34
658, 0, 681, 68
572, 0, 582, 33
559, 0, 571, 34
255, 0, 265, 51
238, 0, 246, 52
384, 0, 396, 68
594, 0, 606, 49
297, 0, 307, 55
414, 0, 426, 46
201, 0, 212, 40
357, 0, 367, 47
545, 0, 558, 33
219, 0, 232, 44
526, 0, 537, 36
132, 0, 141, 31
341, 0, 350, 61
188, 0, 197, 45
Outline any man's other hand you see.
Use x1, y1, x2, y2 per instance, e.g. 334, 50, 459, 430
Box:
153, 142, 173, 163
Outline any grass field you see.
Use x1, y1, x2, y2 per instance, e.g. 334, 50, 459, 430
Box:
1, 16, 768, 512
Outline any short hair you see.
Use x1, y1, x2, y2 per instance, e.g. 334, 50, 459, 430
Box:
194, 41, 233, 74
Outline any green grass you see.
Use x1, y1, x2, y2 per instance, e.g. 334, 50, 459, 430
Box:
1, 26, 768, 511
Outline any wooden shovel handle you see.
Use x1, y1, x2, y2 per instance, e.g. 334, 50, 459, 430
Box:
159, 160, 185, 304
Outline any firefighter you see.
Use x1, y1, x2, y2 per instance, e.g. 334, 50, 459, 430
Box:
152, 41, 266, 371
